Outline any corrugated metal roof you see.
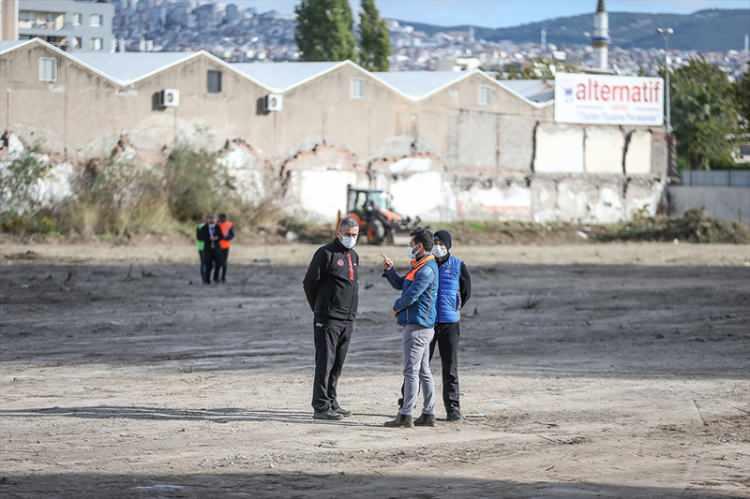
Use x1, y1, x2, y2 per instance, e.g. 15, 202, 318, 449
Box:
0, 40, 31, 55
497, 79, 555, 103
374, 71, 470, 99
232, 62, 341, 92
71, 51, 197, 85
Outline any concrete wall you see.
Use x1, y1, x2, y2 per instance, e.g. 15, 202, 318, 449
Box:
668, 186, 750, 224
0, 43, 272, 160
0, 41, 669, 224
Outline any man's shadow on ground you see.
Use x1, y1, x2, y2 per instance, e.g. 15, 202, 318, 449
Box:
0, 406, 392, 428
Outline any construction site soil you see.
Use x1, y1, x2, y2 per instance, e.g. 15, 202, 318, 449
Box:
1, 242, 749, 498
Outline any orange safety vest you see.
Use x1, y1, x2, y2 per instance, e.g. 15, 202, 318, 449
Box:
218, 221, 234, 250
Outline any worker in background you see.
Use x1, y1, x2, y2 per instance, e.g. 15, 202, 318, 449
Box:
195, 215, 210, 284
430, 230, 472, 422
303, 217, 360, 421
217, 213, 235, 284
197, 214, 221, 285
382, 228, 439, 428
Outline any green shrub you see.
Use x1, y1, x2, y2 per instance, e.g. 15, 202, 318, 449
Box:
59, 159, 170, 237
165, 146, 229, 222
0, 152, 52, 215
0, 145, 283, 239
0, 210, 60, 235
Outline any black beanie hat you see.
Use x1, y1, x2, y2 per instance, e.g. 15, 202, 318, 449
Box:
434, 230, 452, 250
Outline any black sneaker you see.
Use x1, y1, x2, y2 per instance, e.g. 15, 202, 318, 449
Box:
414, 414, 436, 427
333, 407, 352, 417
447, 411, 463, 422
313, 409, 343, 421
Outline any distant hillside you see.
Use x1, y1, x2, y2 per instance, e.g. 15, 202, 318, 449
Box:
396, 9, 750, 52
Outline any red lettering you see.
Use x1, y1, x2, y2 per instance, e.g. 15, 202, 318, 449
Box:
576, 83, 587, 100
571, 77, 661, 104
632, 85, 642, 102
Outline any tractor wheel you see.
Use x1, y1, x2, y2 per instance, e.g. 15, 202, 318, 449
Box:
368, 219, 387, 245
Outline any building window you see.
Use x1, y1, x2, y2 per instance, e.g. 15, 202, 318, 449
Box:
20, 11, 65, 31
91, 38, 103, 51
39, 58, 57, 82
351, 78, 365, 99
74, 37, 83, 49
207, 70, 223, 94
90, 14, 103, 28
71, 13, 82, 26
479, 85, 491, 106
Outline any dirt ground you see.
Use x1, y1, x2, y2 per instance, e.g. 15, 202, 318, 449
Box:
1, 242, 750, 498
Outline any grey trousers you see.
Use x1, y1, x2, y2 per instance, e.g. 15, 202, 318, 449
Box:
399, 325, 436, 417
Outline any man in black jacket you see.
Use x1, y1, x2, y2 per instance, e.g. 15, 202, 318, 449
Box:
303, 217, 360, 421
196, 214, 222, 285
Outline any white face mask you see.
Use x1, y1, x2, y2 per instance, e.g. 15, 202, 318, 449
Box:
339, 235, 358, 249
432, 244, 448, 258
408, 246, 420, 260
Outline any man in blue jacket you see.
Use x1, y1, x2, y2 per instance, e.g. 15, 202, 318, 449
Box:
382, 229, 439, 428
430, 230, 471, 422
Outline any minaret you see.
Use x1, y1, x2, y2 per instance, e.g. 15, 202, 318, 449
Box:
592, 0, 609, 71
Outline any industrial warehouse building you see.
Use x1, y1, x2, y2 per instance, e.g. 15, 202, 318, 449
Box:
0, 38, 667, 223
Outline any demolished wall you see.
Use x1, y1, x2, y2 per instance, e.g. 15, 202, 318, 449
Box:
1, 116, 666, 225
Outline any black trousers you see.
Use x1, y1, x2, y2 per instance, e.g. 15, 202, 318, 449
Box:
199, 250, 211, 284
217, 248, 230, 282
312, 319, 353, 412
430, 322, 461, 413
400, 322, 461, 413
211, 248, 225, 283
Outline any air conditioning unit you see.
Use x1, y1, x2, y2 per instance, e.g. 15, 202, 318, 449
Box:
264, 94, 283, 112
159, 89, 180, 108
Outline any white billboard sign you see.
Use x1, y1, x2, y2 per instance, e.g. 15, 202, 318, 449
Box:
555, 73, 664, 126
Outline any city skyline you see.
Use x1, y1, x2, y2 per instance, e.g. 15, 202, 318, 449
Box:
236, 0, 749, 27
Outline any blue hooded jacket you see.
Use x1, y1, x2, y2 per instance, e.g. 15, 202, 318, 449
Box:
383, 255, 439, 328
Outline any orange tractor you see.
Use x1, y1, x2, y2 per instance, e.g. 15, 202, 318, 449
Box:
337, 185, 421, 245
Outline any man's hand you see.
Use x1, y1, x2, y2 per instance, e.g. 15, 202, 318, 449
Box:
382, 253, 394, 271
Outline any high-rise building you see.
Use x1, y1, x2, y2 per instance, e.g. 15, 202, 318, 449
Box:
592, 0, 609, 70
0, 0, 19, 41
17, 0, 114, 51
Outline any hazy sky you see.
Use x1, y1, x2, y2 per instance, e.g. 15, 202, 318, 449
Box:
237, 0, 750, 26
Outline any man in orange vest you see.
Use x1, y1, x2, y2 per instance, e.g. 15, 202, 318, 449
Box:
216, 213, 235, 284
